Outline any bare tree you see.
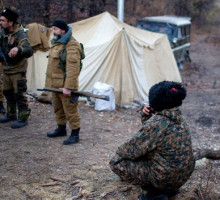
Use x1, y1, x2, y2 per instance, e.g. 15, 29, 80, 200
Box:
166, 0, 216, 24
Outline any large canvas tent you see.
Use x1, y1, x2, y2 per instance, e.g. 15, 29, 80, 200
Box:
27, 12, 181, 106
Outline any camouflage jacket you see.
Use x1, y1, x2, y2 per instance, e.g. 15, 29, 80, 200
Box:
116, 107, 195, 189
0, 24, 33, 74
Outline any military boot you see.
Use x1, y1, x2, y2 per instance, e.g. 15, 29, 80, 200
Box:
138, 193, 152, 200
11, 120, 28, 129
47, 124, 67, 138
0, 115, 17, 123
0, 101, 5, 114
0, 103, 17, 123
11, 109, 31, 129
139, 185, 169, 200
63, 128, 80, 145
138, 193, 168, 200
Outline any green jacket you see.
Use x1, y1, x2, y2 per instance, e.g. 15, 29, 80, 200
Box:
0, 24, 33, 74
45, 26, 81, 90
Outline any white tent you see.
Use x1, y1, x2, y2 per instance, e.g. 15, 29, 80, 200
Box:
27, 12, 181, 106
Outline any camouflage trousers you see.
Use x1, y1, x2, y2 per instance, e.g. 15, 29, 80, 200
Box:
52, 92, 80, 130
110, 154, 151, 187
3, 72, 30, 121
109, 154, 193, 194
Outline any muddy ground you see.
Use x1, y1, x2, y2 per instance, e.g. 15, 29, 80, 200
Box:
0, 31, 219, 200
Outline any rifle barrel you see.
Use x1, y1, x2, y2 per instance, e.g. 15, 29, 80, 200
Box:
37, 88, 110, 101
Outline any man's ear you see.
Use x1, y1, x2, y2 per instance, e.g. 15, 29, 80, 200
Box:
8, 21, 13, 27
61, 30, 66, 35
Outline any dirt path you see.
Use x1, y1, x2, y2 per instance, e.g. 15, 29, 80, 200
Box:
0, 33, 219, 200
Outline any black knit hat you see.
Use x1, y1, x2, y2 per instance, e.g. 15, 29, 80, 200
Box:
52, 19, 68, 32
1, 8, 18, 22
149, 81, 186, 111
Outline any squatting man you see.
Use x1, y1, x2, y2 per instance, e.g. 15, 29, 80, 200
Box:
110, 81, 195, 200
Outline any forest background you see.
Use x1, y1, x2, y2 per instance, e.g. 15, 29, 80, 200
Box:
1, 0, 220, 31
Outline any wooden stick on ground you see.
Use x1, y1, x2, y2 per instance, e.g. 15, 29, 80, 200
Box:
50, 177, 67, 183
41, 182, 61, 187
194, 149, 220, 161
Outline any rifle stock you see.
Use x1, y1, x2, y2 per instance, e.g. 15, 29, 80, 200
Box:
37, 88, 110, 103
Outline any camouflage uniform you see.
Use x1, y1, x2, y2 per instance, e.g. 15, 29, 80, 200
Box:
110, 108, 195, 194
0, 25, 33, 121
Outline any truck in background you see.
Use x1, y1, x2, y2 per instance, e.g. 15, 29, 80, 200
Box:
136, 15, 191, 69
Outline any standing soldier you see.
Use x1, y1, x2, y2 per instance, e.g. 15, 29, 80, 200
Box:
0, 8, 33, 128
45, 19, 82, 145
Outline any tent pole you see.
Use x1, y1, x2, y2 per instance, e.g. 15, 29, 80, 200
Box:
117, 0, 124, 22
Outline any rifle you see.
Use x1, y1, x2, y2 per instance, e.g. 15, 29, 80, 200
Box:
0, 47, 10, 70
37, 87, 110, 103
